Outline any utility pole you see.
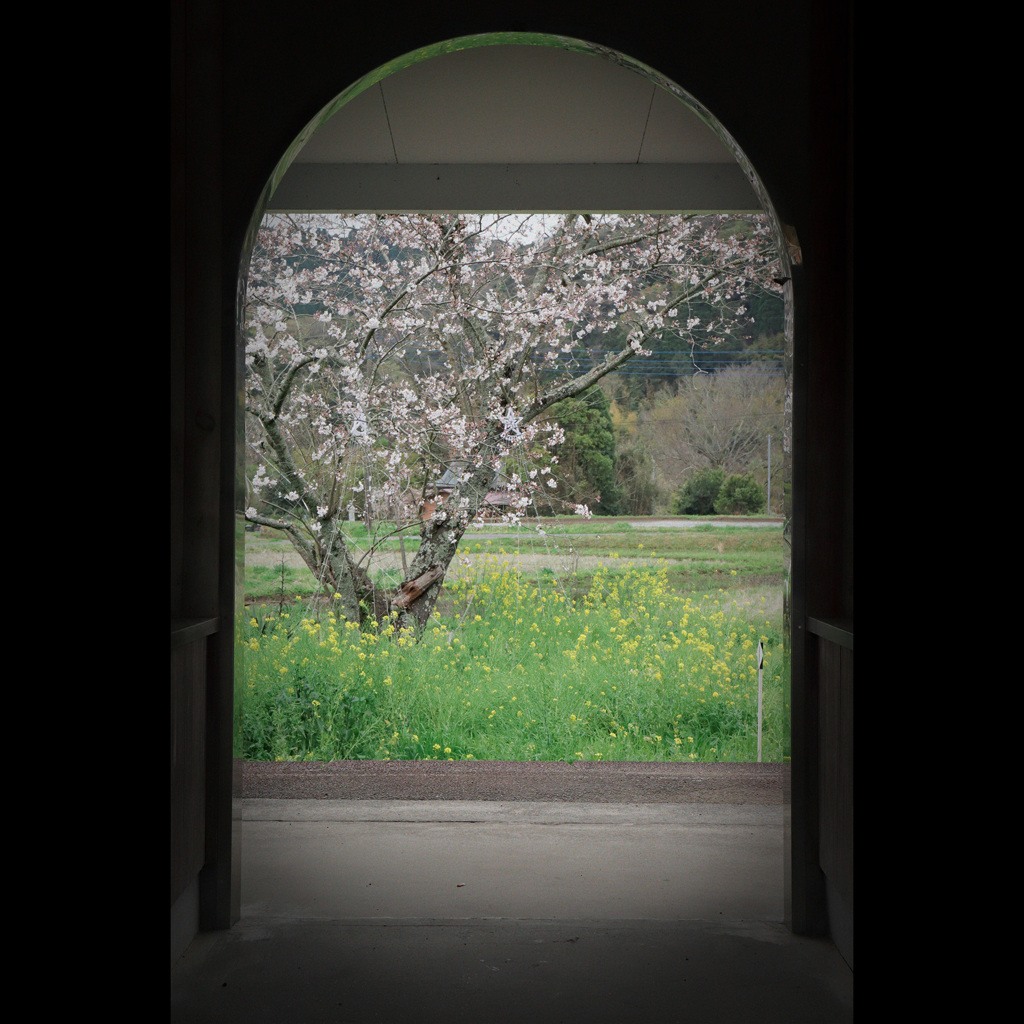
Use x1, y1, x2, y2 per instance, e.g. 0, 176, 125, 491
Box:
767, 435, 772, 513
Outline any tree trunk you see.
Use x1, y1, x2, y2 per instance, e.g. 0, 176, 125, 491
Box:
282, 522, 390, 625
392, 460, 495, 632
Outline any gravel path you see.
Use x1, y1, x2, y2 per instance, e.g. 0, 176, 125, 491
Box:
630, 519, 782, 529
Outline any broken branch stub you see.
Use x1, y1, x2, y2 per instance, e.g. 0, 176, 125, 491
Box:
390, 564, 445, 610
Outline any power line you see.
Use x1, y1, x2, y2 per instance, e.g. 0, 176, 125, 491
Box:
395, 350, 785, 377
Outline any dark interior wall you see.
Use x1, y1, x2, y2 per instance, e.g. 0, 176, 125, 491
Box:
171, 0, 853, 950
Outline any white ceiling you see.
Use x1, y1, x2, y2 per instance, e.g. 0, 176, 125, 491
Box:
294, 45, 733, 165
269, 44, 761, 212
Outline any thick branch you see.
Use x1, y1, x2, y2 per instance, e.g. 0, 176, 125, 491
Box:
522, 267, 722, 424
243, 510, 314, 558
523, 344, 639, 425
253, 406, 326, 522
272, 355, 317, 418
391, 564, 445, 610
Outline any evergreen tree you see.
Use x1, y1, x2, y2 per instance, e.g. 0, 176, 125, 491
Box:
543, 387, 622, 515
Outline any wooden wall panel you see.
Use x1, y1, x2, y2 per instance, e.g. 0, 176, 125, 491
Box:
171, 636, 207, 906
818, 637, 853, 906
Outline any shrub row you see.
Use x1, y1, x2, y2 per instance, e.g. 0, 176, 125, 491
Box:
672, 468, 765, 516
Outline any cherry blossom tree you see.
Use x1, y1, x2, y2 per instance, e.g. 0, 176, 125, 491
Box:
243, 212, 780, 630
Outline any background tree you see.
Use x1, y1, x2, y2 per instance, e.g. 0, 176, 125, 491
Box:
714, 473, 766, 515
672, 466, 725, 515
607, 396, 658, 515
640, 364, 783, 506
538, 386, 621, 515
243, 212, 781, 629
613, 434, 658, 515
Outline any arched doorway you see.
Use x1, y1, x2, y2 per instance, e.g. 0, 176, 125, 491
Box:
236, 28, 795, 923
172, 2, 854, 986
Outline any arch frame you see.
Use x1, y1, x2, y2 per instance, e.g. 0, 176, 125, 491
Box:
172, 5, 853, 957
232, 25, 802, 925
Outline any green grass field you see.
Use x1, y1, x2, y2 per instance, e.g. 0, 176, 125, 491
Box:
239, 517, 789, 763
243, 515, 786, 602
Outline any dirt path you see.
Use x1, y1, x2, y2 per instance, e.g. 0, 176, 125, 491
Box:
240, 759, 786, 804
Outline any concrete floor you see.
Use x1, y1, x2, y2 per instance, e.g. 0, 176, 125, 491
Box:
171, 798, 853, 1023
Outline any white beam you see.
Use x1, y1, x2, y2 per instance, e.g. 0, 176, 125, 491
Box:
266, 163, 762, 213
